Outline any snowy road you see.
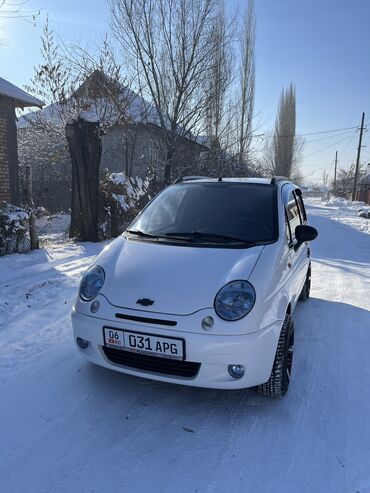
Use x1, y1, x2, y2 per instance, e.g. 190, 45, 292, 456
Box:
1, 204, 370, 493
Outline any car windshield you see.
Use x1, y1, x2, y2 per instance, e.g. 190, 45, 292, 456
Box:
128, 182, 278, 245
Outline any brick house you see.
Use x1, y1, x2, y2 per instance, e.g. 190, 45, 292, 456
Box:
0, 77, 43, 204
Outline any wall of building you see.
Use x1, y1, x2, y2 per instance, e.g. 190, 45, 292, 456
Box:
0, 96, 19, 204
355, 185, 370, 205
18, 121, 207, 211
101, 123, 206, 179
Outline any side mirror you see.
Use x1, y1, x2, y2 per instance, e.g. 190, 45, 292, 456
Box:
295, 225, 318, 249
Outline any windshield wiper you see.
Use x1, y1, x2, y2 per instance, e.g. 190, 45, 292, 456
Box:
126, 229, 198, 243
126, 229, 161, 239
127, 229, 261, 246
165, 231, 258, 245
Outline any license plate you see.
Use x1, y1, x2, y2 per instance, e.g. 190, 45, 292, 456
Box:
103, 328, 184, 360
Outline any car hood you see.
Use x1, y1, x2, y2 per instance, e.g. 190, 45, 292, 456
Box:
97, 237, 264, 315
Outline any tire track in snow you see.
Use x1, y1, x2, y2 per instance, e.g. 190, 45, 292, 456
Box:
203, 391, 261, 493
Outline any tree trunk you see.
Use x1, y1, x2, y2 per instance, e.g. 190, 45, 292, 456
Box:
25, 164, 39, 250
65, 118, 102, 242
164, 147, 174, 183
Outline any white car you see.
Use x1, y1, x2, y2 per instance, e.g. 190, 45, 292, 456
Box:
72, 177, 318, 397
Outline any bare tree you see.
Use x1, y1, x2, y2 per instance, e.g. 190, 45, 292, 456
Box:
199, 1, 235, 174
322, 170, 329, 189
25, 20, 138, 240
18, 125, 70, 212
203, 3, 233, 141
109, 0, 224, 181
332, 163, 356, 198
269, 84, 302, 179
236, 0, 255, 169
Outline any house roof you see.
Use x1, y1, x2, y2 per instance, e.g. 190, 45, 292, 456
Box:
18, 70, 209, 148
0, 77, 44, 108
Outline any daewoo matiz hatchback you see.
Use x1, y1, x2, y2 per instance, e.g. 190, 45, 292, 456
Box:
72, 177, 318, 397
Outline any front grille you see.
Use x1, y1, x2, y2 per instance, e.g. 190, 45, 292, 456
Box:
102, 346, 200, 378
115, 313, 177, 326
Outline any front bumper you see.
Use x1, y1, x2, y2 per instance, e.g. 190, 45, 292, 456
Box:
71, 306, 282, 390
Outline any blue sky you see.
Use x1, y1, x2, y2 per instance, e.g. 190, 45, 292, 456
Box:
1, 0, 369, 183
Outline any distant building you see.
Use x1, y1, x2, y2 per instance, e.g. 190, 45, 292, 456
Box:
0, 77, 43, 203
300, 185, 328, 199
355, 164, 370, 205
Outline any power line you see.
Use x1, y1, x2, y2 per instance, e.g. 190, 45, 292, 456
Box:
302, 134, 356, 159
304, 129, 356, 144
255, 125, 358, 140
259, 131, 357, 153
296, 126, 358, 137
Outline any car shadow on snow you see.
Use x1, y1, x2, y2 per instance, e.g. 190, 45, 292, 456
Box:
77, 296, 370, 433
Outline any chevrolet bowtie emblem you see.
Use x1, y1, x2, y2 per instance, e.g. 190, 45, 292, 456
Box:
136, 298, 155, 306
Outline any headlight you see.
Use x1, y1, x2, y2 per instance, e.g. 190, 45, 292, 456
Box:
79, 265, 105, 301
214, 280, 255, 321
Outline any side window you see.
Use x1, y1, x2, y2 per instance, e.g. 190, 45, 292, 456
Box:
286, 191, 301, 241
295, 192, 307, 223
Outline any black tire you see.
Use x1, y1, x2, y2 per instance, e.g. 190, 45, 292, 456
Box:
257, 314, 294, 398
299, 266, 311, 301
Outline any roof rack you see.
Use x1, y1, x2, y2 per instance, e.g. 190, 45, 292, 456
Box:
270, 176, 289, 185
172, 176, 213, 184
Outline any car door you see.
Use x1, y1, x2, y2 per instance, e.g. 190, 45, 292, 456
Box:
284, 187, 310, 306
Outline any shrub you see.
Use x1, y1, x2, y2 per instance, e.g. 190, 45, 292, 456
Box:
0, 203, 31, 256
98, 170, 161, 238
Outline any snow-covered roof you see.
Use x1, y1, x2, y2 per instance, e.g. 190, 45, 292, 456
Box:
0, 77, 44, 108
17, 71, 209, 148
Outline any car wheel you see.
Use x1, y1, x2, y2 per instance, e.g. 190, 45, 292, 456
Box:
299, 266, 311, 301
257, 314, 294, 398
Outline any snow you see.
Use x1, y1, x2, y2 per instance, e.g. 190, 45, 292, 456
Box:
108, 173, 149, 211
308, 197, 370, 235
323, 196, 366, 210
1, 203, 370, 492
112, 193, 129, 211
109, 172, 126, 185
36, 213, 71, 237
18, 87, 158, 128
0, 77, 43, 108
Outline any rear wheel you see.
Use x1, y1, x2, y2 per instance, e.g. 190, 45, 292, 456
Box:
257, 314, 294, 398
299, 265, 311, 301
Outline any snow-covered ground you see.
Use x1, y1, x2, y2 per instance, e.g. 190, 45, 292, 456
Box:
309, 196, 370, 235
1, 203, 370, 493
35, 213, 71, 244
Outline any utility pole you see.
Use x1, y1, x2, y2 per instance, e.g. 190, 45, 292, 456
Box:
334, 150, 338, 196
352, 112, 365, 201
